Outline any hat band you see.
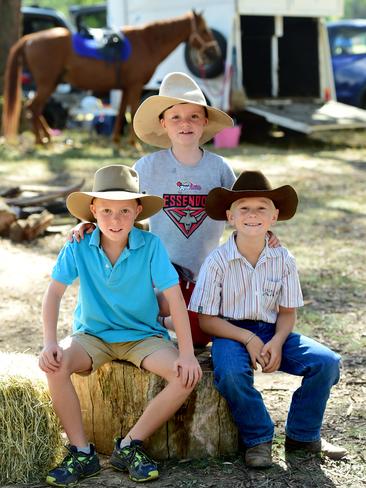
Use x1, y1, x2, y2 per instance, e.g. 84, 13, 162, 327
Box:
97, 187, 137, 193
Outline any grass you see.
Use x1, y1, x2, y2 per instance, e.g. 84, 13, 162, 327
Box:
0, 128, 365, 487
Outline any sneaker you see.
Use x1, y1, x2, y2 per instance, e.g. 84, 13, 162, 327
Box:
285, 436, 348, 460
46, 444, 101, 487
110, 438, 159, 482
244, 441, 272, 468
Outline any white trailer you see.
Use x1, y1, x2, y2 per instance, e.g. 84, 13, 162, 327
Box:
107, 0, 366, 133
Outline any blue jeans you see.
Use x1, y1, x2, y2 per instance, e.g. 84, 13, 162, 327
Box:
212, 320, 341, 448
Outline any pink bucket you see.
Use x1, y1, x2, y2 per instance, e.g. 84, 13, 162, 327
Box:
214, 125, 242, 148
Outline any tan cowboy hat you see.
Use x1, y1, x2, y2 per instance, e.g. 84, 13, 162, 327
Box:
206, 170, 298, 221
66, 165, 163, 222
133, 72, 234, 148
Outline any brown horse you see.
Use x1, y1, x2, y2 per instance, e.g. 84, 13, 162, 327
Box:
2, 11, 220, 145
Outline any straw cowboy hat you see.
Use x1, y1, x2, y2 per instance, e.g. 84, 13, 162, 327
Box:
205, 170, 298, 221
133, 72, 233, 148
67, 165, 163, 222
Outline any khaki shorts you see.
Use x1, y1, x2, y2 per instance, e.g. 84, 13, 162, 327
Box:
69, 333, 177, 374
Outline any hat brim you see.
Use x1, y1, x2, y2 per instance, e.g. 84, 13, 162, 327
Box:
133, 95, 234, 148
66, 191, 163, 222
206, 186, 298, 221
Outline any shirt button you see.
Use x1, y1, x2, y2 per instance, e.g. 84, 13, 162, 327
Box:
105, 264, 110, 268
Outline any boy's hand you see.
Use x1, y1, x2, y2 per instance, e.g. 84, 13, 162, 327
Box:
174, 353, 202, 388
39, 343, 63, 373
67, 222, 95, 243
245, 336, 270, 370
267, 231, 280, 248
261, 337, 283, 373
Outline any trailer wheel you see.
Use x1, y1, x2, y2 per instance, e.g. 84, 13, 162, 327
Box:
185, 28, 226, 79
139, 90, 159, 104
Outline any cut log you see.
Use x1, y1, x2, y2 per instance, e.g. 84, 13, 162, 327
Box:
72, 353, 238, 459
5, 179, 85, 207
9, 210, 54, 242
0, 198, 17, 236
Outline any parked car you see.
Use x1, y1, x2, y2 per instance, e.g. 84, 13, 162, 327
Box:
22, 5, 74, 35
328, 19, 366, 108
69, 4, 106, 31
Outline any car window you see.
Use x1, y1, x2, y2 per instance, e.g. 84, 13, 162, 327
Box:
73, 10, 107, 31
23, 15, 65, 36
78, 11, 106, 29
330, 28, 366, 56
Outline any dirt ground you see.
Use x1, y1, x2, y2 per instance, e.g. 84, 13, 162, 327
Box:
0, 235, 364, 487
0, 131, 365, 487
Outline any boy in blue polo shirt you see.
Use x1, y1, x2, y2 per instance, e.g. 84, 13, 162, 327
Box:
39, 164, 202, 487
189, 170, 347, 468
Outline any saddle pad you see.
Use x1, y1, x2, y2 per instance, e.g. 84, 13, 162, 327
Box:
72, 32, 131, 62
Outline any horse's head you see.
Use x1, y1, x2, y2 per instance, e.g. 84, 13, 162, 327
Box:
188, 11, 221, 66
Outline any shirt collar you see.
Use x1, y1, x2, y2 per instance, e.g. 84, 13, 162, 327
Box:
226, 232, 271, 262
90, 226, 102, 247
226, 232, 241, 261
128, 226, 145, 250
89, 225, 145, 250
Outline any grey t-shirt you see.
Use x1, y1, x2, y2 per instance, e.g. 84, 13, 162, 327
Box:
134, 148, 236, 278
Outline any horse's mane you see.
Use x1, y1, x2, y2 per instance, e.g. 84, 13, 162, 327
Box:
122, 13, 191, 48
122, 13, 191, 34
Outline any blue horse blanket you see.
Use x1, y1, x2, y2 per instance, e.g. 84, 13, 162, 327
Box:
72, 32, 131, 62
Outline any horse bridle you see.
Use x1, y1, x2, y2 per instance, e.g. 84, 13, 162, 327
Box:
188, 14, 220, 65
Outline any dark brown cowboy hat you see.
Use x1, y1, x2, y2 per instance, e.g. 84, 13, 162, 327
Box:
205, 170, 298, 221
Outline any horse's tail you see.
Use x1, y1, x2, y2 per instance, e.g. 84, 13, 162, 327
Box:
2, 37, 26, 141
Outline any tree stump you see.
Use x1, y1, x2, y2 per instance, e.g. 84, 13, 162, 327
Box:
72, 351, 238, 459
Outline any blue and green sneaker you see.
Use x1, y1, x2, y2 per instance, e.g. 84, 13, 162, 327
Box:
110, 438, 159, 482
46, 444, 101, 487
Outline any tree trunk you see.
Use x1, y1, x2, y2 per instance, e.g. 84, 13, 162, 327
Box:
0, 0, 21, 95
72, 355, 238, 459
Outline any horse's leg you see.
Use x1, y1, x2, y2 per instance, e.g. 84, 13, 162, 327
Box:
26, 106, 51, 144
24, 99, 43, 144
112, 90, 128, 144
38, 115, 53, 142
126, 84, 144, 147
26, 88, 54, 144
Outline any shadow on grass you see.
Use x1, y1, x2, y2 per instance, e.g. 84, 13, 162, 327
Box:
159, 450, 339, 488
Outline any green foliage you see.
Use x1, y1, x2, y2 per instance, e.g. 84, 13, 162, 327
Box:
344, 0, 366, 18
22, 0, 103, 17
21, 0, 366, 20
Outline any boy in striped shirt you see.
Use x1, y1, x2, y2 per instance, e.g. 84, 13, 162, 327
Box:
189, 170, 347, 468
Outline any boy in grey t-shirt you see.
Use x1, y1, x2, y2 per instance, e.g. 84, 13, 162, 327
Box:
72, 72, 279, 346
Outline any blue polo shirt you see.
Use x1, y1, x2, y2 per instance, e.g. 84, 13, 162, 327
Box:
51, 226, 179, 343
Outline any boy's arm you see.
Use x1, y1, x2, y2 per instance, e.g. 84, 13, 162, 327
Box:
261, 306, 296, 373
39, 279, 67, 373
199, 314, 269, 370
162, 284, 202, 388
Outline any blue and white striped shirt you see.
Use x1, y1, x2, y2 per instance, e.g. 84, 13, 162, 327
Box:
189, 232, 304, 323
